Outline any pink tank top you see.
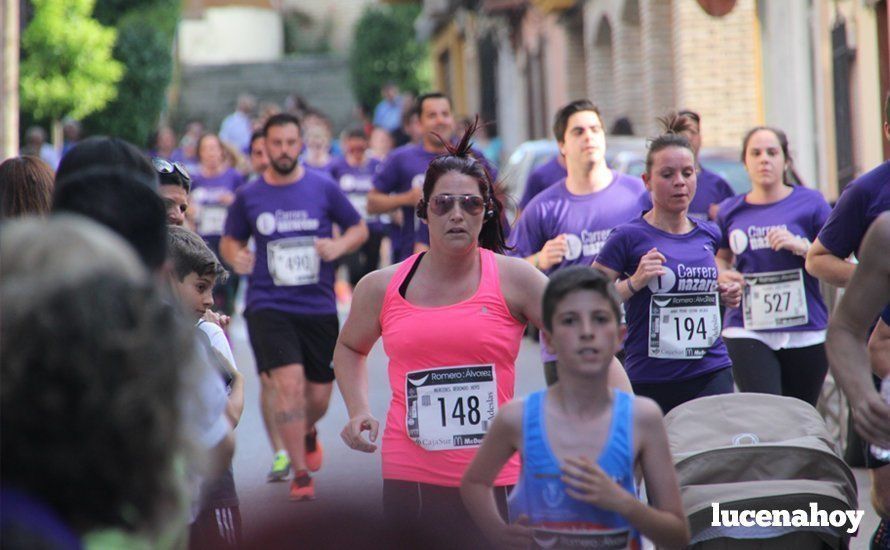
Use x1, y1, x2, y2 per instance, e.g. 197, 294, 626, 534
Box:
379, 248, 526, 487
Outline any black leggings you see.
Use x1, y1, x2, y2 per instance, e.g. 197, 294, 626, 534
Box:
383, 480, 509, 549
632, 367, 734, 414
723, 338, 829, 407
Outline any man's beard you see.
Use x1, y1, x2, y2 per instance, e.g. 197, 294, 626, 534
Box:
271, 155, 298, 175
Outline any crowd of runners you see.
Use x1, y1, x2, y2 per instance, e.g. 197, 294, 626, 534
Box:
1, 88, 889, 550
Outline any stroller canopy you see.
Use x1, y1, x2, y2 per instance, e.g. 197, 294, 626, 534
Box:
664, 393, 858, 548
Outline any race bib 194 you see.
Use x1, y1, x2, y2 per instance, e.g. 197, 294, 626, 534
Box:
742, 269, 808, 330
405, 364, 497, 451
648, 293, 721, 359
198, 205, 227, 236
267, 237, 320, 286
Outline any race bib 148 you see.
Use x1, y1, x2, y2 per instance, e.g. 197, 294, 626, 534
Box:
405, 364, 497, 451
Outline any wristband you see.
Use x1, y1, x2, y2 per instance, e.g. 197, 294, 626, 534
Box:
626, 278, 638, 295
533, 253, 541, 270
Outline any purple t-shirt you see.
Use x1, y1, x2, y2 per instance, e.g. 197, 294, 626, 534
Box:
374, 143, 497, 258
373, 144, 441, 261
817, 161, 890, 258
716, 186, 831, 332
689, 167, 735, 220
303, 159, 337, 179
330, 156, 384, 233
191, 168, 245, 240
223, 170, 362, 315
508, 173, 650, 274
595, 216, 732, 383
519, 156, 567, 209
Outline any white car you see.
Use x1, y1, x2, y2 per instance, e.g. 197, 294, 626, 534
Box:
501, 139, 751, 222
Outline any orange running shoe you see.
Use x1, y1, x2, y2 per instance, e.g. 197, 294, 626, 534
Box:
289, 471, 315, 501
334, 280, 352, 304
305, 427, 323, 472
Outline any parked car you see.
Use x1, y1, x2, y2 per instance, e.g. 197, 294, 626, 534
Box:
498, 140, 558, 223
499, 138, 751, 224
611, 145, 751, 195
698, 147, 752, 195
498, 136, 649, 222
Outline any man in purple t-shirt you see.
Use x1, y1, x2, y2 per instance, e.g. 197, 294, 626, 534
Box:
678, 109, 735, 220
508, 99, 650, 384
368, 93, 456, 263
518, 154, 567, 211
220, 113, 368, 501
810, 98, 890, 546
827, 213, 890, 547
806, 160, 890, 287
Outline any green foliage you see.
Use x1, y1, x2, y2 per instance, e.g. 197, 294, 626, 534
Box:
283, 9, 333, 55
91, 0, 157, 26
82, 0, 180, 146
349, 4, 430, 110
19, 0, 124, 122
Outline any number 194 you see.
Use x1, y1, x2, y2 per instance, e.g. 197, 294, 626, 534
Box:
674, 316, 707, 340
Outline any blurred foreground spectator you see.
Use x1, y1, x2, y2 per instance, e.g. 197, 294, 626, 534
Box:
0, 155, 54, 218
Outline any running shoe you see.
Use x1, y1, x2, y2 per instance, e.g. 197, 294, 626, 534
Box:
289, 471, 315, 501
305, 427, 324, 472
334, 280, 352, 305
267, 451, 291, 482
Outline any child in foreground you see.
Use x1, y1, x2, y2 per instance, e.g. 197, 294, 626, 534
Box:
461, 266, 689, 549
168, 225, 245, 548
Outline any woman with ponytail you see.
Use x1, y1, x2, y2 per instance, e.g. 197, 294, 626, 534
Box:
714, 126, 832, 406
333, 119, 630, 543
593, 114, 742, 413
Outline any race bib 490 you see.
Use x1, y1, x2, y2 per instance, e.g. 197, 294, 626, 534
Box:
267, 237, 320, 286
405, 364, 497, 451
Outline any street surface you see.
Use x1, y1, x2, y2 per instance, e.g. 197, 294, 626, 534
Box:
226, 307, 879, 548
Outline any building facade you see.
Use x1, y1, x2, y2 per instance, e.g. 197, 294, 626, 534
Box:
419, 0, 889, 197
178, 0, 374, 66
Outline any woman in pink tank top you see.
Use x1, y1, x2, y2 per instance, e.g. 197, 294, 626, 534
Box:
333, 121, 549, 545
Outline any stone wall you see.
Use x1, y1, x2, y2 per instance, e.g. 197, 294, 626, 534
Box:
172, 55, 357, 134
671, 0, 760, 147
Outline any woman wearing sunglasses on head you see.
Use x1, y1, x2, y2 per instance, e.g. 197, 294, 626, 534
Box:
153, 158, 192, 227
334, 119, 631, 545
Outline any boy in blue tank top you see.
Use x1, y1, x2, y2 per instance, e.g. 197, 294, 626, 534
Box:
461, 266, 689, 549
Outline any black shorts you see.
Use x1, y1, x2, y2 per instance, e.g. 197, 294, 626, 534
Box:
382, 480, 510, 549
245, 309, 338, 383
189, 504, 241, 549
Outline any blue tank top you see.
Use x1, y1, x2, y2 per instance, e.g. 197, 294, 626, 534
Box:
508, 389, 641, 549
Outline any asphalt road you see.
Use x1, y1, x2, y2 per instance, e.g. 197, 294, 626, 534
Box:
225, 308, 880, 549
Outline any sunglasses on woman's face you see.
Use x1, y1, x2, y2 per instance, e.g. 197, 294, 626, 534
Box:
428, 194, 486, 216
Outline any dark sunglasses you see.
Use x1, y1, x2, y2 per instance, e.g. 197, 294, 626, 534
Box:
428, 194, 486, 216
152, 157, 191, 184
